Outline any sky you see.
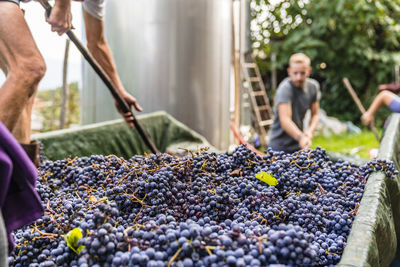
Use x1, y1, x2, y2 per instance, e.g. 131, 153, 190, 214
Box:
0, 1, 83, 90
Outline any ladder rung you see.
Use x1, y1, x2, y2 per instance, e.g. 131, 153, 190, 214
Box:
249, 77, 261, 82
257, 105, 270, 111
243, 63, 257, 68
259, 120, 273, 127
251, 91, 264, 96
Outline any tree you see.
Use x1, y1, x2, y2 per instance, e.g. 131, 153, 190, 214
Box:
37, 82, 80, 132
252, 0, 400, 124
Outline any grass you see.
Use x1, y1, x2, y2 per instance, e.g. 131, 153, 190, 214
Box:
312, 130, 381, 159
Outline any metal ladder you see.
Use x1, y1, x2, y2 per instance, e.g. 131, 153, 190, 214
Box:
241, 55, 274, 146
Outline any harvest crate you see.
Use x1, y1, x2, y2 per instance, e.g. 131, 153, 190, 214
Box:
4, 112, 400, 266
32, 111, 217, 161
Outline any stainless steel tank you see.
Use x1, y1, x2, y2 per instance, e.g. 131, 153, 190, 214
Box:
81, 0, 233, 150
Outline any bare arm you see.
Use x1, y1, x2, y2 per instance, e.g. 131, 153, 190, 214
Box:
278, 103, 311, 149
362, 90, 397, 125
83, 9, 142, 127
305, 101, 319, 139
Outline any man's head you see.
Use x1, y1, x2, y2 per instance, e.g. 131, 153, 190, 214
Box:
287, 53, 312, 88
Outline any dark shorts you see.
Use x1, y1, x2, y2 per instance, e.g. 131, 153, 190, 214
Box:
389, 97, 400, 113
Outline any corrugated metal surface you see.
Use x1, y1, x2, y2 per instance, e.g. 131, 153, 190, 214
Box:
241, 0, 252, 54
82, 0, 232, 149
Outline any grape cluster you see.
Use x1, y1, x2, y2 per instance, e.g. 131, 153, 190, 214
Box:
8, 145, 397, 266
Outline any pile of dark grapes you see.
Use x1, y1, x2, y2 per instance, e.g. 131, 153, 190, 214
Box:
8, 145, 398, 267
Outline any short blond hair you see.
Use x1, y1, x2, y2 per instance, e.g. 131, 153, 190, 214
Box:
289, 53, 311, 67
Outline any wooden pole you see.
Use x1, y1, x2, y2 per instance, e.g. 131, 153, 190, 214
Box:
342, 77, 380, 141
60, 39, 70, 129
232, 0, 241, 145
271, 53, 277, 91
50, 90, 56, 130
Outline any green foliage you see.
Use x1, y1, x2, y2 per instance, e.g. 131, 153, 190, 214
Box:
36, 82, 80, 132
252, 0, 400, 123
312, 130, 381, 159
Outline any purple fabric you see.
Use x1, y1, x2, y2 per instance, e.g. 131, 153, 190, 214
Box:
389, 97, 400, 113
0, 122, 44, 253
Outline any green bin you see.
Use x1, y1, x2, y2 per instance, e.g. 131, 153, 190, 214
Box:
32, 111, 218, 161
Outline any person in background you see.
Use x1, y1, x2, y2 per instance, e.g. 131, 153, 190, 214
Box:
0, 0, 142, 166
361, 90, 400, 126
268, 53, 321, 153
361, 90, 400, 160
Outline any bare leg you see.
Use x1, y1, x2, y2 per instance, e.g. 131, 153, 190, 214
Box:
0, 2, 46, 143
12, 94, 37, 143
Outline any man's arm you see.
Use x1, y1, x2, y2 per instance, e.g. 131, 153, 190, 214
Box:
278, 103, 311, 149
82, 9, 142, 127
305, 101, 319, 139
362, 90, 396, 125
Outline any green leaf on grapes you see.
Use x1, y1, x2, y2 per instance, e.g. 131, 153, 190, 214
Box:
255, 171, 278, 186
64, 228, 85, 254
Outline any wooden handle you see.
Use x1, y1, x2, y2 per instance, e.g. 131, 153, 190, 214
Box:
343, 78, 380, 142
343, 78, 366, 113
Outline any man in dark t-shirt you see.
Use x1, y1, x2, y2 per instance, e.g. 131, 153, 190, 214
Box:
268, 53, 320, 153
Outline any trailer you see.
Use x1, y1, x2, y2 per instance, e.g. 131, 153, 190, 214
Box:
3, 112, 400, 266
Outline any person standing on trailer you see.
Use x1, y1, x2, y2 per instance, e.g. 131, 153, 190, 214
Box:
0, 0, 142, 166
